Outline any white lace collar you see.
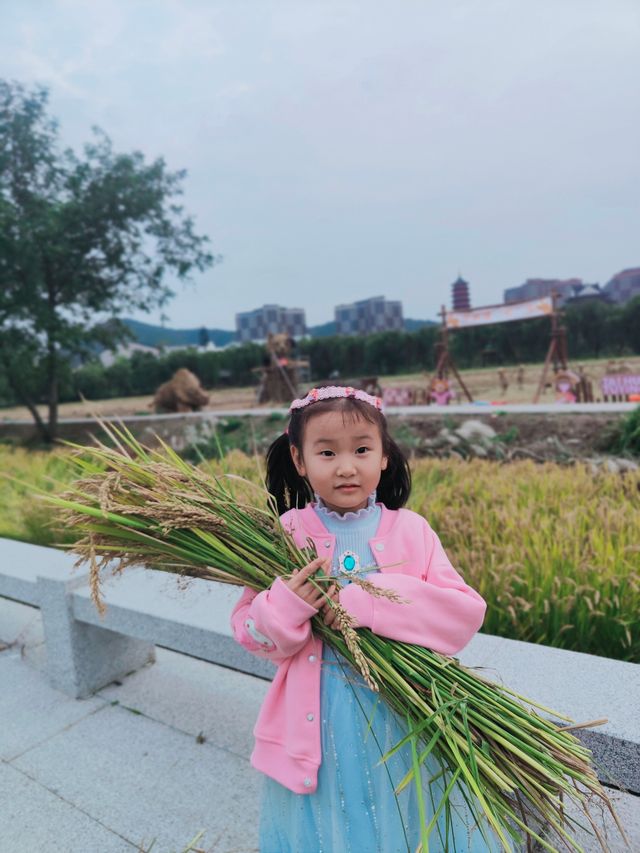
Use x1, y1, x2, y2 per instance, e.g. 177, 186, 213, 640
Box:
313, 490, 378, 522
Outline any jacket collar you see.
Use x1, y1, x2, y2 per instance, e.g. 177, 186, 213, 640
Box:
293, 502, 399, 540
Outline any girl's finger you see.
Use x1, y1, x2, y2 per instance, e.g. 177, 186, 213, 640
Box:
298, 588, 318, 607
302, 557, 325, 575
289, 565, 318, 591
299, 579, 320, 596
292, 559, 326, 590
321, 588, 336, 610
324, 609, 336, 626
309, 589, 327, 609
296, 579, 321, 599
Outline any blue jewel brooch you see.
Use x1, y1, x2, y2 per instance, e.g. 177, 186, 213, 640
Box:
338, 550, 360, 575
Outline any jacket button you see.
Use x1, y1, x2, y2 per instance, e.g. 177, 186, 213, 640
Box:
375, 542, 385, 551
308, 654, 317, 662
324, 541, 331, 548
303, 778, 312, 787
306, 713, 314, 721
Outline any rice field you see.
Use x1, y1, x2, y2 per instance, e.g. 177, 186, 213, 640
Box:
1, 445, 638, 662
407, 459, 639, 663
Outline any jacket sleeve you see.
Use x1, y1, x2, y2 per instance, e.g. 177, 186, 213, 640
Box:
338, 519, 486, 655
230, 578, 319, 665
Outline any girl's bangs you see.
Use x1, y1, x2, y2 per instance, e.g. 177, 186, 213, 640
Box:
297, 396, 383, 429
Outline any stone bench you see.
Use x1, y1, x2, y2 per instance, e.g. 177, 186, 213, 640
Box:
1, 536, 638, 797
0, 537, 275, 699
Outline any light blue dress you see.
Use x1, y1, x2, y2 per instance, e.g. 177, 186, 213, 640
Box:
259, 494, 515, 853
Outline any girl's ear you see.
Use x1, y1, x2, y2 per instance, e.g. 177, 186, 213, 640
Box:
290, 445, 306, 477
381, 454, 388, 471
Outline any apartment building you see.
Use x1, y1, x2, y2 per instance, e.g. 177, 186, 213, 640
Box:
334, 296, 403, 335
235, 304, 306, 343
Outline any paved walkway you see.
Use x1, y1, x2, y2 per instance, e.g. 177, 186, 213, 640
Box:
1, 596, 638, 853
1, 596, 266, 852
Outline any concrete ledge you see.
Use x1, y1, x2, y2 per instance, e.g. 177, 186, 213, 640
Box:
0, 539, 85, 606
1, 537, 638, 795
457, 633, 639, 795
387, 402, 637, 415
0, 402, 635, 427
71, 567, 276, 680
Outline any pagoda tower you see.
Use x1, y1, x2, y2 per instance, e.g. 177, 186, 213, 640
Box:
451, 275, 471, 311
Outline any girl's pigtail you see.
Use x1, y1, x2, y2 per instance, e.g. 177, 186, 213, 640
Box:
266, 433, 313, 515
378, 438, 412, 509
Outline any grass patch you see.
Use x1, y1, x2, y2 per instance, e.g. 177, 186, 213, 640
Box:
410, 458, 639, 663
597, 404, 640, 456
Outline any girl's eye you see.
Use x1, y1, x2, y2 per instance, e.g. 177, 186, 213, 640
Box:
356, 446, 370, 454
319, 450, 335, 457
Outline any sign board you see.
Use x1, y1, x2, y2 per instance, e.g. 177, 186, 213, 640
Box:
601, 374, 640, 396
446, 297, 553, 329
382, 387, 414, 406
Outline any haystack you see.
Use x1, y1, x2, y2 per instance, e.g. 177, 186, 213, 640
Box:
153, 368, 209, 413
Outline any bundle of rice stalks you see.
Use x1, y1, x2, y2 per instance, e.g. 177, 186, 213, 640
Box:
46, 424, 628, 853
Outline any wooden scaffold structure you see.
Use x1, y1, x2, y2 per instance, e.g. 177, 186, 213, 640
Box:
437, 292, 585, 404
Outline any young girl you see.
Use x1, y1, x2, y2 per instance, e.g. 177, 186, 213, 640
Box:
231, 386, 510, 853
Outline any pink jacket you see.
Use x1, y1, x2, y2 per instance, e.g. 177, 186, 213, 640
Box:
230, 503, 487, 794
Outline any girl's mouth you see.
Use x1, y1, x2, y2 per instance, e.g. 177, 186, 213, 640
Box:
336, 485, 358, 491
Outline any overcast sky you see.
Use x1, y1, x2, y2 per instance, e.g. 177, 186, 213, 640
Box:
1, 0, 639, 329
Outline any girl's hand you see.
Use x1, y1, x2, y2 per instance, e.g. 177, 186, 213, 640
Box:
321, 583, 340, 627
285, 557, 330, 609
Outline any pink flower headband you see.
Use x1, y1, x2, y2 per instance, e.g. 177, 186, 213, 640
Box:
289, 385, 383, 412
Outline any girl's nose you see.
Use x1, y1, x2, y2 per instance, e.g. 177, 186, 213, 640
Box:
336, 458, 357, 476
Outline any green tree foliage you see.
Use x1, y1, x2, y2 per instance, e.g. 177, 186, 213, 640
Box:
0, 80, 216, 439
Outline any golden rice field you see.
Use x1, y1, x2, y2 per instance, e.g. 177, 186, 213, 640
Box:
1, 446, 638, 663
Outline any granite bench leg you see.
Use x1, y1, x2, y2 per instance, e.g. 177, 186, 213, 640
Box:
37, 574, 155, 699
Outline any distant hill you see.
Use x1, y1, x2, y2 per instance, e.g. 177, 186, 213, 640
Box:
403, 318, 437, 332
123, 316, 437, 348
123, 319, 236, 348
307, 321, 337, 337
308, 319, 436, 336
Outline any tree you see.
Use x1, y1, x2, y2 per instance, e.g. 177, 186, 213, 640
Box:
0, 80, 217, 440
564, 301, 610, 359
198, 326, 210, 348
619, 296, 640, 353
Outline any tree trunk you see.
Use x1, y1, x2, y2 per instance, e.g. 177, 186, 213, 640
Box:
46, 343, 58, 443
45, 264, 58, 443
0, 360, 51, 442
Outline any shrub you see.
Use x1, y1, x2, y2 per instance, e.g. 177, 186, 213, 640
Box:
597, 405, 640, 457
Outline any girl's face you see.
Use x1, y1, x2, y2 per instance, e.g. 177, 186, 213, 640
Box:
290, 410, 388, 515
